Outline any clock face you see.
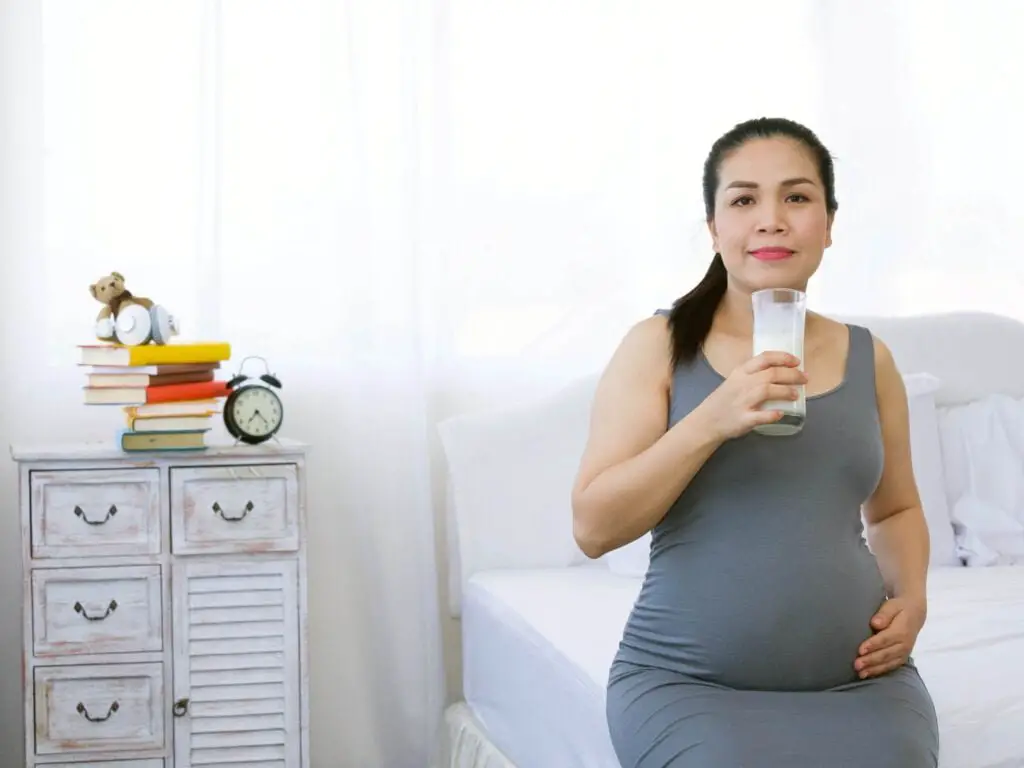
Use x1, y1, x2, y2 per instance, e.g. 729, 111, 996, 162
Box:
229, 386, 283, 440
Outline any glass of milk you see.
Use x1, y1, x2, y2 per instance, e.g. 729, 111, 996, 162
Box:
751, 288, 807, 436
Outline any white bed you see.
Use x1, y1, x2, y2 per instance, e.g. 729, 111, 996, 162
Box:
454, 564, 1024, 768
435, 312, 1024, 768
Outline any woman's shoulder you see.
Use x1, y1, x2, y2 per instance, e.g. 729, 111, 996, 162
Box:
606, 312, 674, 384
813, 312, 886, 355
820, 314, 895, 370
622, 312, 673, 360
813, 312, 899, 389
810, 311, 851, 337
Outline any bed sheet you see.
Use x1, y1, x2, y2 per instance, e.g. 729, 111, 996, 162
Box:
462, 564, 1024, 768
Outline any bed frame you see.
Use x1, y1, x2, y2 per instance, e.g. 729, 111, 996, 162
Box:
433, 702, 516, 768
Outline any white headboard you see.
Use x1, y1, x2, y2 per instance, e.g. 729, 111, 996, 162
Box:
839, 311, 1024, 406
438, 311, 1024, 616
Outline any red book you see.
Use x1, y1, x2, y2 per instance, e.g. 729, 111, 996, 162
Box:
146, 379, 231, 403
84, 379, 230, 406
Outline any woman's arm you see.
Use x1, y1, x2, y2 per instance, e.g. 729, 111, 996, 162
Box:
571, 316, 723, 559
855, 336, 931, 679
862, 337, 931, 601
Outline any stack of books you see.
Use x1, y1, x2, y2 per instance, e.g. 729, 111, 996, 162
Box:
78, 341, 233, 452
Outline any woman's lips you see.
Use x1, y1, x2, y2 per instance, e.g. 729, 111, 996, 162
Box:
750, 247, 795, 261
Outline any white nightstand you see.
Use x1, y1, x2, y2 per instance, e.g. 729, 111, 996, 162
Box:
11, 438, 311, 768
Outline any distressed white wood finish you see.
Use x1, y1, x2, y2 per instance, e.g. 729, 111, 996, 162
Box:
170, 464, 299, 555
31, 468, 162, 558
173, 559, 300, 767
32, 565, 163, 656
12, 438, 310, 768
34, 662, 165, 755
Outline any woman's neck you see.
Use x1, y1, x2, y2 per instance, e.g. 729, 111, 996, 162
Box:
713, 284, 756, 338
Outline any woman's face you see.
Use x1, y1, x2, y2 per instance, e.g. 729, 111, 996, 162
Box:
708, 136, 833, 293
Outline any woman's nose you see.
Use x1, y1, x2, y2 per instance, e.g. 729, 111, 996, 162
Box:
756, 202, 787, 233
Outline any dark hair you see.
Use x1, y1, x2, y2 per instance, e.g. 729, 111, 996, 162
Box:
667, 117, 840, 366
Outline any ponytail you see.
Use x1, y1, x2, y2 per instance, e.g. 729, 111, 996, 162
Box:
667, 253, 727, 367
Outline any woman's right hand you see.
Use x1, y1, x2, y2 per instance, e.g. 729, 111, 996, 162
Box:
696, 351, 808, 441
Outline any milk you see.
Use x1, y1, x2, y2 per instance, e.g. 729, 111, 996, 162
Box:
751, 289, 807, 437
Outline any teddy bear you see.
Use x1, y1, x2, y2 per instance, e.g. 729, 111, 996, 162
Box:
89, 272, 178, 345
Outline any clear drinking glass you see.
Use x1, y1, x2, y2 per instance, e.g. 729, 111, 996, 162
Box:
751, 288, 807, 436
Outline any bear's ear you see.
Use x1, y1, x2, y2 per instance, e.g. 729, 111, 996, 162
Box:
89, 282, 99, 299
111, 272, 124, 281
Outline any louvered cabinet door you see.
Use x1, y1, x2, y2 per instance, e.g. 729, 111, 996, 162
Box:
172, 559, 301, 767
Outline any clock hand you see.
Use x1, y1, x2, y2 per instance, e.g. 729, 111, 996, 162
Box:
246, 409, 269, 428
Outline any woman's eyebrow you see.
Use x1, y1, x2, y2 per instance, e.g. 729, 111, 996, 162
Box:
724, 177, 817, 190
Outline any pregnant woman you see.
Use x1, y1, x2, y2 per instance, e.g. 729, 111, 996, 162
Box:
571, 117, 940, 766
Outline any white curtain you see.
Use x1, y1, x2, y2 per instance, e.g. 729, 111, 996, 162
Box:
2, 1, 1021, 765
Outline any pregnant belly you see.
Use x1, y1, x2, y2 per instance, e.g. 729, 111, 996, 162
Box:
620, 549, 888, 692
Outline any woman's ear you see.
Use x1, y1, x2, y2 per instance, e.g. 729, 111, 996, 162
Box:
707, 218, 719, 253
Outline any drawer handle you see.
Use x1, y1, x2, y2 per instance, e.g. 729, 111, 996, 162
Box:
74, 599, 118, 621
74, 504, 117, 525
212, 500, 254, 521
77, 700, 119, 723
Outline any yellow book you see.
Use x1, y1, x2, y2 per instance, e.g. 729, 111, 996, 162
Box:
127, 413, 215, 432
79, 341, 231, 367
124, 399, 221, 418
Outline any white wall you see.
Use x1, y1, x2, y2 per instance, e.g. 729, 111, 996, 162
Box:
0, 0, 42, 758
4, 1, 1024, 765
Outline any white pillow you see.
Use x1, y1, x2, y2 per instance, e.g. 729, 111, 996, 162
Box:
605, 372, 959, 577
937, 394, 1024, 566
903, 373, 960, 567
438, 374, 598, 614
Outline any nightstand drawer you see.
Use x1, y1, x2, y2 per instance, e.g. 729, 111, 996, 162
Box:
34, 662, 165, 755
49, 761, 164, 767
32, 565, 163, 656
171, 464, 299, 554
30, 469, 161, 558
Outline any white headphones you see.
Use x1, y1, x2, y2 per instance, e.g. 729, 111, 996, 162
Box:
96, 304, 180, 346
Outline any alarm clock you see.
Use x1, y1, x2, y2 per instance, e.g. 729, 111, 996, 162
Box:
223, 356, 284, 445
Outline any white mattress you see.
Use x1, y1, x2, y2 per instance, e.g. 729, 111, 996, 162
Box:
461, 564, 1024, 768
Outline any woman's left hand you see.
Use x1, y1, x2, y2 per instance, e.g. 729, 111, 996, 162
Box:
855, 596, 927, 679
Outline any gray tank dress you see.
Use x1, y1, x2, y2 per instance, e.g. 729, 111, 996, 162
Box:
606, 320, 940, 767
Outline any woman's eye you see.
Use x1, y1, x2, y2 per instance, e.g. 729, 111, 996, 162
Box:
731, 196, 754, 207
787, 193, 809, 203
